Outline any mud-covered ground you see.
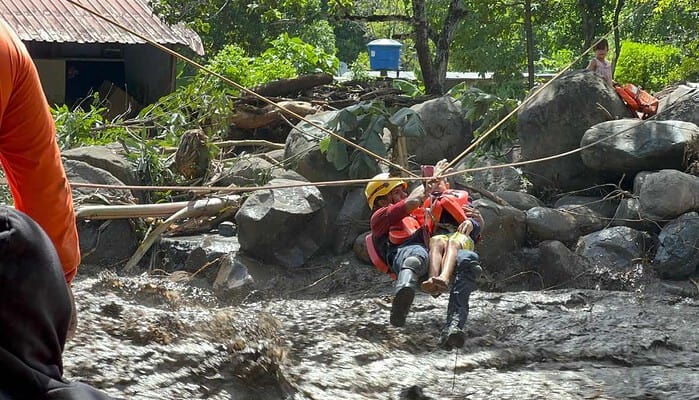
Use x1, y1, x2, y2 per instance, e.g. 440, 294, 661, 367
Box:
64, 254, 699, 399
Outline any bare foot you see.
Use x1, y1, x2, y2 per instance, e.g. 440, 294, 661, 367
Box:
421, 278, 441, 295
432, 277, 450, 294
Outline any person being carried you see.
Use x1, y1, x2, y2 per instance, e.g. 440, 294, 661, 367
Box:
587, 38, 614, 86
420, 161, 482, 296
364, 171, 484, 350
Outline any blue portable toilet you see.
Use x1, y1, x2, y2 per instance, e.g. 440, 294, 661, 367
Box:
367, 39, 402, 71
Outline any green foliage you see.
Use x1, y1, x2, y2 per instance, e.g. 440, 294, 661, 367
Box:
264, 33, 339, 75
448, 84, 518, 155
615, 40, 683, 91
349, 51, 371, 81
319, 102, 425, 179
536, 49, 576, 73
152, 0, 330, 55
51, 94, 126, 150
392, 79, 424, 97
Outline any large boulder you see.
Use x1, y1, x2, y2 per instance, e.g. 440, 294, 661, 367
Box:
453, 155, 531, 193
407, 96, 472, 165
62, 144, 137, 186
283, 110, 349, 183
64, 159, 135, 203
652, 212, 699, 279
581, 120, 699, 175
656, 84, 699, 126
235, 178, 330, 267
574, 226, 652, 271
517, 70, 629, 193
332, 188, 371, 254
473, 199, 527, 269
210, 155, 283, 187
526, 206, 606, 244
638, 170, 699, 220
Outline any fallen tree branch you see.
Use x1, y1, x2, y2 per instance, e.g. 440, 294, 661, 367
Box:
76, 201, 201, 220
213, 139, 285, 149
124, 195, 241, 272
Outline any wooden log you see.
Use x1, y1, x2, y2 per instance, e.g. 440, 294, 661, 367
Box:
250, 73, 333, 98
229, 100, 316, 129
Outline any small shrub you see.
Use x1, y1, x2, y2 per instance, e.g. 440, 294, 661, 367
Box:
614, 41, 683, 92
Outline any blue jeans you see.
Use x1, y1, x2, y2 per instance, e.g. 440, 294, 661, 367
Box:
390, 243, 429, 277
448, 250, 480, 329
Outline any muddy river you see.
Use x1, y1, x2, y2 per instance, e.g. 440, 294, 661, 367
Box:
64, 255, 699, 399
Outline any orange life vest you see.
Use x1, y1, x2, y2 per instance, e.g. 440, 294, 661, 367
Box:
614, 83, 659, 119
423, 190, 470, 235
388, 207, 425, 245
365, 233, 397, 280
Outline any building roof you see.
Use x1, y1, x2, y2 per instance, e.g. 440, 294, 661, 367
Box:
0, 0, 204, 55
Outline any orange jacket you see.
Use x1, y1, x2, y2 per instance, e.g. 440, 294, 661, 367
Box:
0, 21, 80, 283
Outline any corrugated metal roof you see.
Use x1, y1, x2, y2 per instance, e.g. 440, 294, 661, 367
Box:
0, 0, 204, 55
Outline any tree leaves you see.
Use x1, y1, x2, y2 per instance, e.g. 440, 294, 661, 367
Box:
321, 101, 425, 179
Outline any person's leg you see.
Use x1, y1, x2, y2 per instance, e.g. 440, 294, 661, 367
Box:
440, 250, 481, 350
433, 233, 466, 291
421, 236, 447, 295
390, 244, 428, 327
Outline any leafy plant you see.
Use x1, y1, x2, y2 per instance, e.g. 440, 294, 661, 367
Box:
319, 102, 426, 179
392, 79, 424, 97
614, 40, 683, 92
349, 51, 371, 81
448, 84, 518, 156
52, 93, 126, 150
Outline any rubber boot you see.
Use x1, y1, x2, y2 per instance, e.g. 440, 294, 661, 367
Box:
439, 315, 466, 350
390, 269, 418, 327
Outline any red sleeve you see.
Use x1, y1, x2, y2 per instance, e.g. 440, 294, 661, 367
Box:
0, 22, 80, 283
370, 199, 409, 238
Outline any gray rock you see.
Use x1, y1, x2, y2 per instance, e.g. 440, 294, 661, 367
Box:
407, 96, 473, 165
235, 178, 329, 267
611, 197, 661, 233
453, 155, 531, 193
656, 85, 699, 126
575, 226, 652, 271
581, 120, 699, 174
78, 219, 138, 267
62, 144, 137, 185
494, 190, 543, 211
517, 70, 629, 193
526, 206, 606, 244
473, 199, 527, 269
64, 159, 135, 202
638, 169, 699, 220
554, 195, 619, 219
653, 212, 699, 279
333, 188, 371, 254
538, 240, 586, 288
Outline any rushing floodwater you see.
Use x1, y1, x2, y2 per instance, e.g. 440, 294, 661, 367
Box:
64, 256, 699, 399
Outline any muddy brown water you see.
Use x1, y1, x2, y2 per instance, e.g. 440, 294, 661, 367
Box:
64, 256, 699, 399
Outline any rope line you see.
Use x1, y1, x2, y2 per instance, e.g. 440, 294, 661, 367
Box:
55, 0, 689, 198
63, 0, 415, 177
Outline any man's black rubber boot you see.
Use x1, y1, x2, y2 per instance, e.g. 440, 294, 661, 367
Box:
439, 320, 466, 351
390, 269, 417, 327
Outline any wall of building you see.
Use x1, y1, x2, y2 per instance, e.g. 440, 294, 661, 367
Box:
24, 42, 175, 110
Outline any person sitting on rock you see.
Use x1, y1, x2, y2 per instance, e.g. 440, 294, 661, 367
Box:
420, 160, 482, 296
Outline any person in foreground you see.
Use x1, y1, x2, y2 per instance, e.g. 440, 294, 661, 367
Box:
364, 170, 484, 350
0, 20, 81, 285
0, 207, 112, 399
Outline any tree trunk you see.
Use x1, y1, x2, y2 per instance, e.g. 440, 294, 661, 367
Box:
412, 0, 466, 95
578, 0, 603, 49
433, 0, 466, 92
411, 0, 441, 94
612, 0, 625, 76
524, 0, 535, 88
249, 73, 333, 98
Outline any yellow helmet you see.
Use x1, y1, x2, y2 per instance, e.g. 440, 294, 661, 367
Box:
365, 173, 407, 209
